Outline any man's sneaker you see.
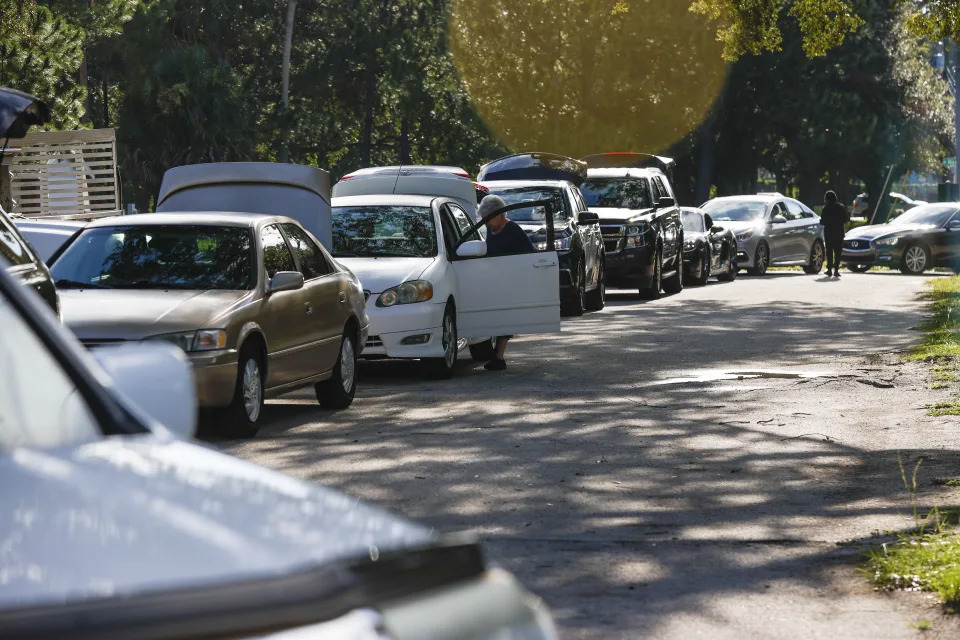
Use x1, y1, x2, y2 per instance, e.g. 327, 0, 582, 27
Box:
484, 358, 507, 371
835, 270, 841, 277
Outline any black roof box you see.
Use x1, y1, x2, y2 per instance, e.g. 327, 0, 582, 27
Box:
477, 153, 587, 186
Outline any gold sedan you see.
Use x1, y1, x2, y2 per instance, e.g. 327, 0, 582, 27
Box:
50, 212, 369, 437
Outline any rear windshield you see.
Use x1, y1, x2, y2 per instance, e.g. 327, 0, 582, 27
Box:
483, 186, 569, 222
51, 225, 255, 290
580, 178, 652, 210
701, 200, 768, 222
331, 206, 437, 258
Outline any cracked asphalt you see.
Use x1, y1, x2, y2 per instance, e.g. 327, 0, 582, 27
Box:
219, 270, 960, 639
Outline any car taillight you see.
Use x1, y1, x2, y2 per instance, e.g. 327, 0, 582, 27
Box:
452, 171, 470, 178
473, 182, 489, 193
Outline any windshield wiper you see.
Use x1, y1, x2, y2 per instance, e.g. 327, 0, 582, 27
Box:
55, 279, 110, 290
332, 252, 357, 257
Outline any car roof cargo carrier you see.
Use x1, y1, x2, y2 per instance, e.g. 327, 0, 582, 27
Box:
333, 165, 479, 217
477, 153, 588, 186
157, 162, 333, 249
581, 152, 676, 181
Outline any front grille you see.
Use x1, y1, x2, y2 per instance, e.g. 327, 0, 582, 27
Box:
80, 338, 126, 349
365, 335, 383, 348
844, 240, 870, 250
604, 239, 623, 253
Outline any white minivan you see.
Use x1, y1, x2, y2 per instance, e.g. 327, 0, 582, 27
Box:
331, 193, 560, 377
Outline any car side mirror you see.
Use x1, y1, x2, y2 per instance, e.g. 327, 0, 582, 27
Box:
704, 214, 714, 228
93, 343, 197, 439
456, 240, 488, 258
578, 211, 600, 225
711, 225, 725, 233
657, 196, 676, 209
770, 215, 787, 225
269, 271, 304, 293
948, 220, 960, 230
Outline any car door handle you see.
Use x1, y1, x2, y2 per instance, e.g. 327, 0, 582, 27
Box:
533, 260, 558, 268
304, 302, 313, 314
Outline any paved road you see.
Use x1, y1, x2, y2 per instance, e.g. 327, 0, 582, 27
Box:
221, 271, 960, 639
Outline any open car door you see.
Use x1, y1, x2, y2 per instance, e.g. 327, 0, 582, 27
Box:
451, 200, 561, 338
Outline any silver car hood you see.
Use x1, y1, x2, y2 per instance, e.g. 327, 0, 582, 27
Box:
60, 289, 254, 341
0, 437, 432, 612
590, 207, 655, 222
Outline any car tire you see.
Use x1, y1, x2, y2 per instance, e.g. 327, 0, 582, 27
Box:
561, 262, 586, 317
584, 260, 605, 311
424, 305, 458, 379
662, 246, 684, 295
220, 342, 265, 438
639, 246, 663, 300
315, 328, 358, 409
803, 240, 825, 274
717, 250, 737, 282
848, 264, 871, 273
469, 336, 497, 362
688, 246, 710, 287
900, 243, 931, 275
748, 242, 769, 276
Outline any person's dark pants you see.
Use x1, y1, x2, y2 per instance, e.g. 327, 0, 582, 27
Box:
825, 232, 843, 272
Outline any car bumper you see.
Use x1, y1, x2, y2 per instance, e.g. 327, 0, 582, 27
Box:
735, 236, 759, 268
842, 245, 899, 267
361, 299, 448, 359
603, 244, 655, 285
187, 349, 240, 408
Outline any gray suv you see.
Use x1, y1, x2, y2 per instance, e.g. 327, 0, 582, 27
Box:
700, 194, 825, 275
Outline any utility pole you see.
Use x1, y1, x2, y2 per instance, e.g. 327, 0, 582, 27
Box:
279, 0, 298, 164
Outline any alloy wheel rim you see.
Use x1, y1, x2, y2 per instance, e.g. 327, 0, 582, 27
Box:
340, 337, 356, 393
906, 246, 926, 272
758, 245, 768, 271
813, 243, 824, 268
242, 359, 262, 422
442, 314, 456, 368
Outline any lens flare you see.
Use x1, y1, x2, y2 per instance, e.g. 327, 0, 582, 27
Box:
448, 0, 728, 157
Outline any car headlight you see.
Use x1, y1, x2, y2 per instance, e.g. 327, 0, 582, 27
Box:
376, 280, 434, 307
534, 236, 572, 251
684, 240, 697, 250
874, 236, 900, 247
736, 230, 755, 241
148, 329, 228, 352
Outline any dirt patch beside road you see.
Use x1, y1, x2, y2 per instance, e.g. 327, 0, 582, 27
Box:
222, 271, 960, 639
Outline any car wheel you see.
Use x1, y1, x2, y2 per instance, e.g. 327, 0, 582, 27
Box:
562, 262, 586, 316
584, 260, 605, 311
690, 247, 710, 286
901, 243, 931, 275
220, 343, 265, 438
748, 242, 769, 276
469, 336, 497, 362
424, 305, 458, 378
717, 250, 737, 282
662, 245, 684, 295
848, 264, 871, 273
803, 240, 825, 274
315, 328, 358, 409
639, 246, 663, 300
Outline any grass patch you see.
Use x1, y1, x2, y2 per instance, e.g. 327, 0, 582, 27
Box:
914, 619, 933, 631
906, 275, 960, 364
928, 401, 960, 417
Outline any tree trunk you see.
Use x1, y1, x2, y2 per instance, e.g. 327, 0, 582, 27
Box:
694, 109, 718, 205
80, 50, 91, 124
360, 69, 376, 166
399, 116, 412, 164
278, 0, 297, 163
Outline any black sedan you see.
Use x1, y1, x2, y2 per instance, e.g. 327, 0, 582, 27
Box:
680, 207, 738, 285
842, 202, 960, 274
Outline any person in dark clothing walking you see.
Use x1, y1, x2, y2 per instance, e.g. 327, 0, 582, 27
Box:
820, 190, 850, 277
478, 194, 535, 371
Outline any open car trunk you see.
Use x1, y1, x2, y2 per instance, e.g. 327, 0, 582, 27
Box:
477, 153, 587, 186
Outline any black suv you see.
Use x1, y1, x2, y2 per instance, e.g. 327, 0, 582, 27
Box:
579, 153, 683, 299
478, 153, 605, 316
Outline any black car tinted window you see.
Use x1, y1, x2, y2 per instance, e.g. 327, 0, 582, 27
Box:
281, 223, 332, 279
0, 217, 32, 267
484, 186, 570, 222
262, 224, 297, 278
580, 178, 653, 209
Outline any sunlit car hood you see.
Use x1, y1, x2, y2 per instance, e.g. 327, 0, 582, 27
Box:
590, 207, 656, 222
714, 220, 764, 234
336, 257, 435, 295
846, 223, 938, 239
60, 289, 253, 341
0, 437, 432, 612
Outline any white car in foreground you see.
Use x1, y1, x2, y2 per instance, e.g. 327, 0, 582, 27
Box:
331, 194, 561, 377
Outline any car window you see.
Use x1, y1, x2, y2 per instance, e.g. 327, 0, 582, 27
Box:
0, 217, 33, 267
771, 203, 787, 219
484, 186, 570, 222
680, 210, 705, 233
262, 224, 297, 278
51, 225, 256, 290
784, 201, 805, 221
572, 188, 587, 213
0, 292, 99, 451
580, 178, 652, 209
448, 204, 481, 242
701, 199, 767, 222
332, 205, 438, 258
653, 176, 672, 200
281, 223, 332, 279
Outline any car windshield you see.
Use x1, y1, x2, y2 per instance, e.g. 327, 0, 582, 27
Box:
889, 204, 960, 227
580, 178, 652, 209
331, 206, 437, 258
50, 225, 255, 290
701, 200, 768, 222
681, 211, 704, 232
484, 186, 569, 222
